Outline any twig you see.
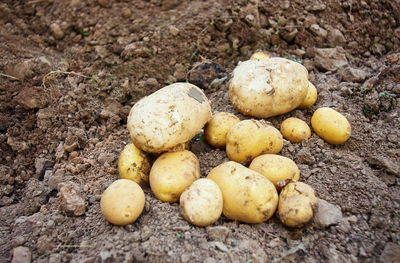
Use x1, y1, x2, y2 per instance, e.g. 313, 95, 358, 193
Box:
0, 72, 19, 80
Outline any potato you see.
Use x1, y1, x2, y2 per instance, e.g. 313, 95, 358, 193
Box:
127, 83, 212, 153
229, 58, 309, 118
278, 182, 317, 227
250, 51, 271, 61
100, 179, 145, 226
298, 81, 318, 108
280, 117, 311, 143
150, 150, 200, 203
226, 119, 283, 164
249, 154, 300, 190
207, 161, 278, 223
311, 107, 351, 144
205, 112, 240, 148
179, 178, 223, 226
118, 143, 150, 185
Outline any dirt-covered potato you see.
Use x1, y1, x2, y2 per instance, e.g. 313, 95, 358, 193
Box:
179, 178, 223, 226
127, 83, 212, 153
229, 58, 309, 118
150, 150, 200, 203
207, 161, 278, 224
278, 182, 317, 227
250, 51, 271, 60
249, 154, 300, 190
118, 143, 150, 185
299, 81, 318, 108
100, 179, 145, 226
311, 107, 351, 144
205, 112, 240, 148
280, 117, 311, 143
226, 119, 283, 164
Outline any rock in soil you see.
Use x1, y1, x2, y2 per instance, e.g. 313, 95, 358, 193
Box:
58, 182, 86, 216
380, 243, 400, 263
314, 47, 348, 72
11, 246, 31, 263
314, 199, 343, 227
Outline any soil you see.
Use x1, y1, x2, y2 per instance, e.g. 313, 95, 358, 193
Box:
1, 0, 399, 262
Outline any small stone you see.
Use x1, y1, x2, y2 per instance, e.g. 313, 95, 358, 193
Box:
206, 226, 231, 242
212, 241, 229, 252
314, 199, 343, 227
145, 78, 158, 87
4, 60, 34, 80
327, 28, 346, 45
380, 243, 400, 263
339, 67, 368, 83
314, 47, 348, 72
310, 24, 327, 38
36, 235, 54, 254
35, 158, 54, 177
11, 246, 31, 263
14, 87, 48, 109
168, 25, 180, 36
280, 28, 298, 43
50, 23, 64, 40
245, 14, 256, 26
7, 137, 29, 152
59, 183, 86, 216
97, 152, 115, 165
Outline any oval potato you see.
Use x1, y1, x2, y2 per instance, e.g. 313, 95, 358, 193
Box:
118, 143, 151, 185
128, 83, 212, 153
298, 81, 318, 108
280, 117, 311, 143
250, 51, 271, 61
311, 107, 351, 144
205, 112, 240, 148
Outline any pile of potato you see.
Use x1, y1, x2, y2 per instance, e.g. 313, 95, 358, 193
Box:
100, 52, 351, 228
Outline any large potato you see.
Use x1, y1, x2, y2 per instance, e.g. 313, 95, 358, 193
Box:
118, 143, 150, 185
311, 107, 351, 144
180, 178, 223, 226
150, 150, 200, 203
207, 161, 278, 224
100, 179, 145, 226
249, 154, 300, 190
280, 117, 311, 143
204, 112, 240, 148
226, 119, 283, 164
229, 58, 309, 118
127, 83, 212, 153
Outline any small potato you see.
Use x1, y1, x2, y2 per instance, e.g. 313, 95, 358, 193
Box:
118, 143, 150, 185
150, 150, 200, 203
250, 51, 271, 61
226, 119, 283, 164
100, 179, 145, 226
249, 154, 300, 190
180, 178, 223, 226
207, 161, 278, 224
205, 112, 240, 148
298, 81, 318, 108
311, 107, 351, 144
280, 117, 311, 143
278, 182, 317, 227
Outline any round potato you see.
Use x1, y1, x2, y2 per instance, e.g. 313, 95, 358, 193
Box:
250, 51, 271, 61
205, 112, 240, 148
180, 178, 223, 226
226, 119, 283, 164
249, 154, 300, 190
207, 161, 278, 224
311, 107, 351, 144
229, 58, 309, 118
118, 143, 150, 185
127, 83, 212, 153
100, 179, 145, 226
278, 182, 317, 227
298, 81, 318, 108
150, 150, 200, 203
280, 117, 311, 143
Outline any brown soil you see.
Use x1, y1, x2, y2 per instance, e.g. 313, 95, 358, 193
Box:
1, 0, 399, 262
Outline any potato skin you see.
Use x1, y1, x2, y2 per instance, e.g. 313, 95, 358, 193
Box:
249, 154, 300, 190
179, 178, 223, 226
311, 107, 351, 144
280, 117, 311, 143
298, 81, 318, 108
205, 112, 240, 148
207, 161, 278, 224
100, 179, 145, 226
226, 120, 283, 164
118, 143, 150, 185
278, 182, 317, 227
229, 58, 309, 118
150, 150, 200, 203
127, 83, 212, 153
250, 51, 271, 61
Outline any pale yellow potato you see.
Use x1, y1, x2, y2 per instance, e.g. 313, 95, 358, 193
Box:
226, 119, 283, 164
250, 51, 271, 60
150, 150, 200, 203
311, 107, 351, 144
249, 154, 300, 190
280, 117, 311, 143
127, 83, 212, 153
180, 178, 223, 226
298, 81, 318, 108
100, 179, 145, 226
207, 161, 278, 224
205, 112, 240, 148
278, 182, 317, 227
229, 58, 309, 118
118, 143, 150, 185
